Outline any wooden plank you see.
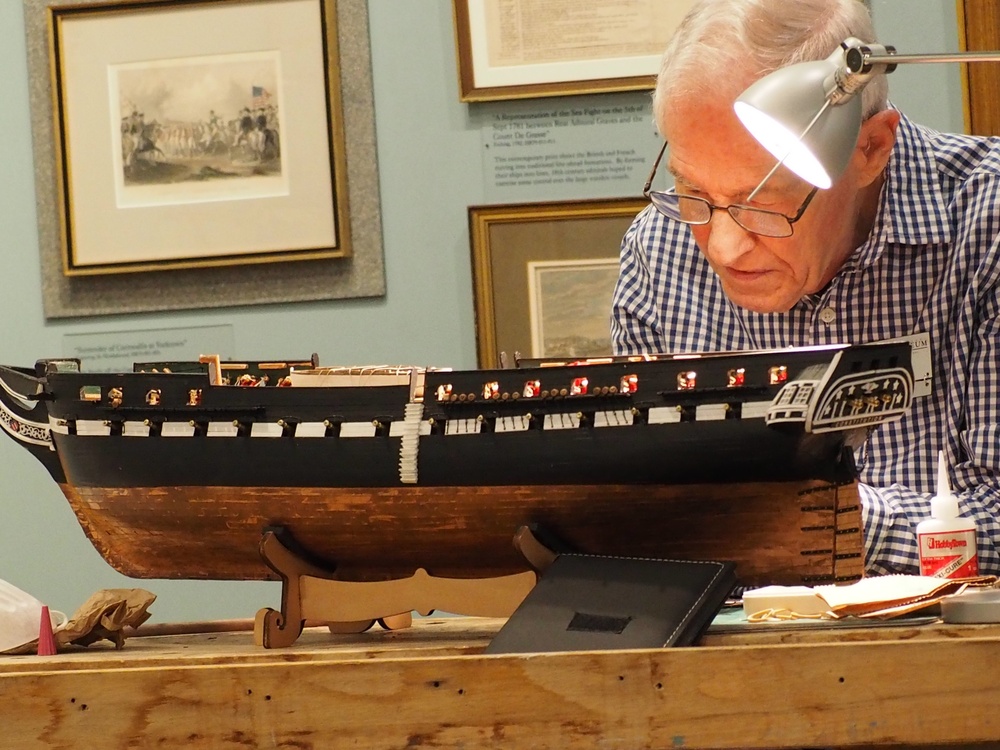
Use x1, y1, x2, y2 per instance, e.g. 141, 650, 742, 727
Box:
4, 616, 996, 672
2, 619, 1000, 748
0, 619, 500, 672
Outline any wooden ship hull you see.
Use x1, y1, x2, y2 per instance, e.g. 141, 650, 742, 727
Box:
0, 338, 928, 587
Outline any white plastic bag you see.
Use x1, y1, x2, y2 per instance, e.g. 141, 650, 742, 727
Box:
0, 578, 66, 654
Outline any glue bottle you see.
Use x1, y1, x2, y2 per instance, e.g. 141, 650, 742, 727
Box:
916, 452, 979, 579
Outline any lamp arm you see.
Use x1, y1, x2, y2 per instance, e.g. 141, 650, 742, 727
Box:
864, 51, 1000, 66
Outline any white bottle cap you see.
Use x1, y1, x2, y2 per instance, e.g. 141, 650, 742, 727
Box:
930, 450, 959, 520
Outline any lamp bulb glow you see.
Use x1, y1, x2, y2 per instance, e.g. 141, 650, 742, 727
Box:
733, 101, 833, 189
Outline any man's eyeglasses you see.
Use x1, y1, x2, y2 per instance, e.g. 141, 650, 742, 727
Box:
642, 141, 818, 239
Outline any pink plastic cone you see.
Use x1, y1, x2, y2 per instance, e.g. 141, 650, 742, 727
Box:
37, 605, 57, 656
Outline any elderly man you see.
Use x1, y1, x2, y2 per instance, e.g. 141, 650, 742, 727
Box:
611, 0, 999, 575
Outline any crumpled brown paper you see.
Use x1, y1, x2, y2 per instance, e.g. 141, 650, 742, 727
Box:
3, 588, 156, 655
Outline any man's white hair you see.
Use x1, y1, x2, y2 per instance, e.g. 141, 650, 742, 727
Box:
653, 0, 888, 127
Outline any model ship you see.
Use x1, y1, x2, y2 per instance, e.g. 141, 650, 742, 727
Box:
0, 337, 929, 588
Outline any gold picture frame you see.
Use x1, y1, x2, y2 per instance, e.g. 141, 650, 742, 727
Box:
469, 198, 649, 368
25, 0, 385, 317
958, 0, 1000, 135
451, 0, 695, 102
51, 0, 347, 275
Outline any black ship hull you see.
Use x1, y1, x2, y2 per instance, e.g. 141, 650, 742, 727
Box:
54, 421, 850, 489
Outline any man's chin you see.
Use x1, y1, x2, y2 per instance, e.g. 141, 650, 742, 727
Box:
721, 284, 796, 315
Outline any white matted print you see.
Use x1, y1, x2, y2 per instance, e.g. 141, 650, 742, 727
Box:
527, 258, 620, 358
112, 51, 286, 207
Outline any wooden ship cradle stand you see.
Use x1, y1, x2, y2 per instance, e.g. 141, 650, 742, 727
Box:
0, 339, 926, 648
253, 479, 865, 648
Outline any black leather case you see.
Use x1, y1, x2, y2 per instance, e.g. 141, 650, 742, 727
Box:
485, 553, 737, 654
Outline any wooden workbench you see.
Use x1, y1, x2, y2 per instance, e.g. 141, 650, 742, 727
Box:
1, 616, 999, 749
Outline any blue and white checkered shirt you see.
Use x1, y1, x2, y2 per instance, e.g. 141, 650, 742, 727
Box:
611, 113, 1000, 576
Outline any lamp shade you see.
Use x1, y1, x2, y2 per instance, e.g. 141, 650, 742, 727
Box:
734, 59, 863, 188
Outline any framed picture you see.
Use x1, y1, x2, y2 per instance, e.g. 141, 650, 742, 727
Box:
469, 198, 649, 368
452, 0, 695, 101
959, 0, 1000, 135
25, 0, 385, 317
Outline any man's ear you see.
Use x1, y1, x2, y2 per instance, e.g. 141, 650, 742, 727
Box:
852, 109, 901, 187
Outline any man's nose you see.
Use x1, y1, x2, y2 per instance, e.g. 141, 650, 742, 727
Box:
704, 210, 755, 264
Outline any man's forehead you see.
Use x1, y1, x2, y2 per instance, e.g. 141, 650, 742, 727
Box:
665, 143, 798, 199
662, 99, 770, 158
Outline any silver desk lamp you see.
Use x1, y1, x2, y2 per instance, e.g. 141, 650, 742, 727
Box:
733, 37, 1000, 193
